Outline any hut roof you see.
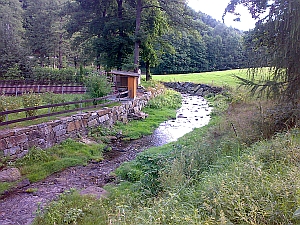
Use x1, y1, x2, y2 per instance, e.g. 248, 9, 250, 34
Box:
110, 70, 140, 77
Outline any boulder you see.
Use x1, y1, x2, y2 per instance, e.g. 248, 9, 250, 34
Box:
80, 186, 108, 199
0, 167, 21, 182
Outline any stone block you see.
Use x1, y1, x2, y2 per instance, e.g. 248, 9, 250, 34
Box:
67, 122, 76, 132
0, 168, 21, 182
88, 119, 98, 127
27, 130, 43, 140
74, 120, 82, 130
4, 146, 21, 156
0, 130, 14, 139
0, 139, 7, 150
6, 134, 28, 148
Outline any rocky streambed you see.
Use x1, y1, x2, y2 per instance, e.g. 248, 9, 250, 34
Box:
0, 94, 212, 225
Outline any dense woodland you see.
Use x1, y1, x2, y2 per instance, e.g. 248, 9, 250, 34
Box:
0, 0, 253, 81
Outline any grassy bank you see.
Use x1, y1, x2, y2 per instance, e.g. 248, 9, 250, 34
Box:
0, 140, 105, 194
33, 79, 300, 224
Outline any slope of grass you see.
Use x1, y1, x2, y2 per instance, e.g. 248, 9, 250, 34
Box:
151, 69, 248, 87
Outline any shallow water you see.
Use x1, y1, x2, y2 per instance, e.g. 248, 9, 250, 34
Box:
145, 94, 212, 146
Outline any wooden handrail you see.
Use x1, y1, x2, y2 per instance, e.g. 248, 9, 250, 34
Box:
0, 101, 119, 126
0, 91, 129, 126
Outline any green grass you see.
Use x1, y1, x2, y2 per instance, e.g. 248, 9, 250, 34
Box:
150, 69, 248, 87
1, 139, 104, 195
13, 139, 104, 183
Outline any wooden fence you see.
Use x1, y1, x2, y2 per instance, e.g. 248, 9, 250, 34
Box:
0, 84, 86, 96
0, 91, 128, 127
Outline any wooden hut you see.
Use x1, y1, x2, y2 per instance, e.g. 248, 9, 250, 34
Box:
110, 70, 140, 99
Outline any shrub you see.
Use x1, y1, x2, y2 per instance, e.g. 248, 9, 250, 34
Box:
0, 95, 22, 122
22, 91, 41, 117
146, 89, 182, 109
31, 67, 87, 84
84, 73, 112, 98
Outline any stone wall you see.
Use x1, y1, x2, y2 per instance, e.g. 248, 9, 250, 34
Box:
0, 92, 151, 160
163, 82, 223, 96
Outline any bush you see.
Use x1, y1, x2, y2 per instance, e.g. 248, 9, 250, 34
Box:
0, 95, 22, 122
30, 67, 87, 84
146, 89, 182, 109
84, 73, 112, 98
22, 91, 41, 117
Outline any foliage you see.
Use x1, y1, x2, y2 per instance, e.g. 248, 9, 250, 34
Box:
0, 0, 28, 77
34, 189, 95, 225
0, 95, 22, 122
84, 73, 112, 98
225, 0, 300, 102
21, 91, 42, 117
152, 16, 246, 75
146, 89, 181, 109
30, 67, 85, 84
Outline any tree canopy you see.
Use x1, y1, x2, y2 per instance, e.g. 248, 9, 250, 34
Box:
225, 0, 300, 102
0, 0, 249, 79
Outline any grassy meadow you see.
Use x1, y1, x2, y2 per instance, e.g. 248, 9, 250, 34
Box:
151, 69, 248, 87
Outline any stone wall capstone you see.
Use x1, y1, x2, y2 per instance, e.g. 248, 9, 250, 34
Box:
0, 91, 151, 160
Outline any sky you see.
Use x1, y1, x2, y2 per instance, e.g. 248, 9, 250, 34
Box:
187, 0, 257, 31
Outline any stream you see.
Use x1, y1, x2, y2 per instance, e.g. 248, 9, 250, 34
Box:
0, 94, 211, 225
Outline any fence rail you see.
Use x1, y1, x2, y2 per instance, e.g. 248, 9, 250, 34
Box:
0, 84, 86, 96
0, 91, 129, 127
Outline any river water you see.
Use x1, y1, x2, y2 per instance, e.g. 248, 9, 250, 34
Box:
147, 94, 212, 146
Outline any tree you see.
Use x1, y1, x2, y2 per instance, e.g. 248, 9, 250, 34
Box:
225, 0, 300, 102
0, 0, 27, 78
23, 0, 70, 68
133, 0, 189, 74
65, 0, 135, 70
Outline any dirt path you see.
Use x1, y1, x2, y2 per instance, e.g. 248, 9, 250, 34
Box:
0, 137, 159, 225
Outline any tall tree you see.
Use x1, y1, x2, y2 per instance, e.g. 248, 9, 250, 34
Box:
0, 0, 27, 78
225, 0, 300, 102
133, 0, 189, 73
23, 0, 70, 68
65, 0, 135, 70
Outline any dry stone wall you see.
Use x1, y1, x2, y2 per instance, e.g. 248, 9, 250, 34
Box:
163, 82, 223, 96
0, 92, 151, 160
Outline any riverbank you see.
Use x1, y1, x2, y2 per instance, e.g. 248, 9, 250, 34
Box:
33, 87, 300, 224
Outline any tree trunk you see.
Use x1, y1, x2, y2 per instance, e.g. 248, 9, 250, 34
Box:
117, 0, 123, 70
145, 60, 152, 81
58, 17, 63, 69
134, 0, 142, 73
